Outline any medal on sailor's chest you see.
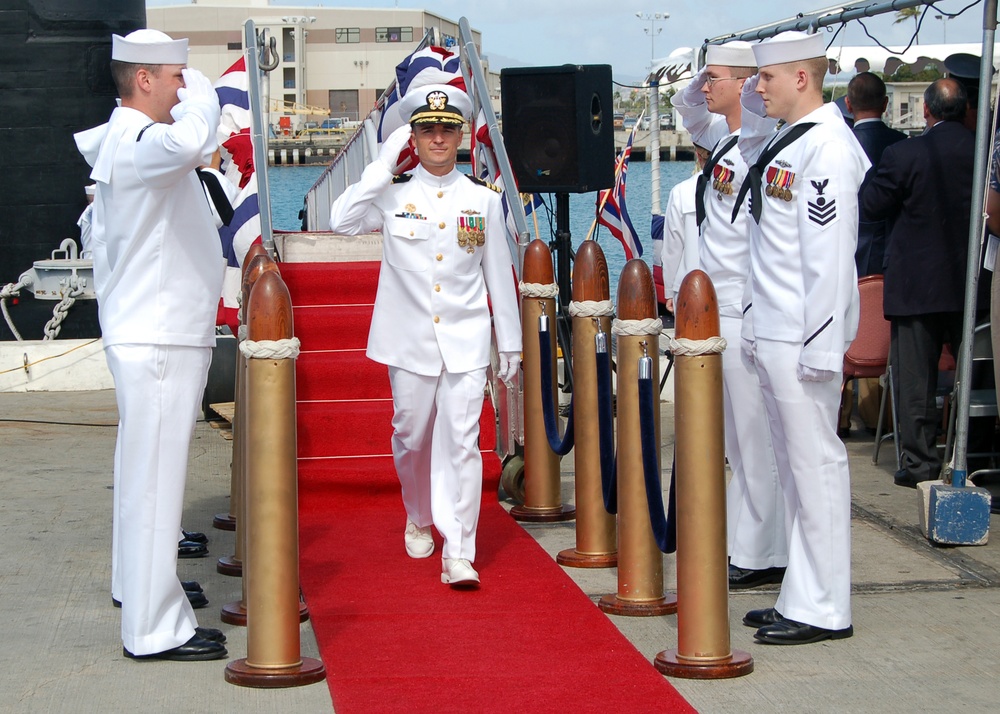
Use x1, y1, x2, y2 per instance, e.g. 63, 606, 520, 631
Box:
713, 164, 735, 199
765, 165, 796, 202
457, 210, 485, 253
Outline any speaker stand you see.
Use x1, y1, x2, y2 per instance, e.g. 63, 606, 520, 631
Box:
553, 193, 574, 393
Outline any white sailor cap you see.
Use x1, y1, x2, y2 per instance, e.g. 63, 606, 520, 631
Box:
706, 41, 756, 68
399, 83, 472, 125
112, 29, 188, 65
84, 184, 96, 197
752, 31, 826, 69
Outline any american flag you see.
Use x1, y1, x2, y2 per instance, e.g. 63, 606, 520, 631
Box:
596, 118, 642, 259
214, 57, 262, 332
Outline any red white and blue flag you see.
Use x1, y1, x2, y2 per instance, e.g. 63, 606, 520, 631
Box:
596, 118, 642, 259
376, 46, 465, 174
214, 57, 262, 332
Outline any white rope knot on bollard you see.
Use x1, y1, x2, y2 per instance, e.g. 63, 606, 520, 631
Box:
240, 337, 301, 360
667, 336, 728, 356
612, 317, 663, 337
519, 281, 559, 299
568, 300, 615, 318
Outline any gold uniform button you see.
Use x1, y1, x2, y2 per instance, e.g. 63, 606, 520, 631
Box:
434, 284, 441, 292
433, 315, 440, 323
409, 231, 414, 236
438, 221, 446, 229
436, 253, 443, 261
437, 191, 444, 198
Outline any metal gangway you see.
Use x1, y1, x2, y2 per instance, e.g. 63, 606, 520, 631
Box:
298, 16, 531, 483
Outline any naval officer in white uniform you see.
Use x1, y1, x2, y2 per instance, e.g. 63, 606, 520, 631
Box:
736, 31, 868, 644
671, 41, 787, 591
330, 84, 521, 588
75, 29, 227, 661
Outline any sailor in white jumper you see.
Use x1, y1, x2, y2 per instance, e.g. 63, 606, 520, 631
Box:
671, 41, 787, 590
74, 30, 226, 661
330, 84, 521, 588
736, 31, 868, 644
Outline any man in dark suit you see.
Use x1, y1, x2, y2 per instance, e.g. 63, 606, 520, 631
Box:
847, 72, 907, 277
838, 73, 908, 437
862, 78, 973, 488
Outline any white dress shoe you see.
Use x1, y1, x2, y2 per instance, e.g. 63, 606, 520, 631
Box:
441, 558, 480, 587
404, 518, 434, 558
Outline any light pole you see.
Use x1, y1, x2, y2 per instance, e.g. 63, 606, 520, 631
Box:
935, 14, 950, 44
636, 11, 670, 72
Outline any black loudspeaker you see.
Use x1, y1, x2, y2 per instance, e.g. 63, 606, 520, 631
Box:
501, 64, 614, 194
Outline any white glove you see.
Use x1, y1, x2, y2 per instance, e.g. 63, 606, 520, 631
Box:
378, 124, 413, 174
497, 352, 521, 385
672, 67, 709, 108
740, 337, 757, 370
740, 73, 767, 118
177, 68, 216, 105
797, 363, 837, 382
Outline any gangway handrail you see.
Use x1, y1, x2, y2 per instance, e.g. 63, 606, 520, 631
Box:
245, 19, 277, 255
458, 16, 530, 276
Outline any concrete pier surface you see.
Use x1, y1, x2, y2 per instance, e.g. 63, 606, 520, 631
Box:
2, 388, 999, 713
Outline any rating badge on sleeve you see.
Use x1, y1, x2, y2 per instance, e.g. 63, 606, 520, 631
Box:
457, 215, 486, 253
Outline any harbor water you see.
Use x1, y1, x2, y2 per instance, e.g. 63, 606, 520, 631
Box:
269, 161, 697, 299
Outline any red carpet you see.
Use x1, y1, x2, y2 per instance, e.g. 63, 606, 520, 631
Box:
285, 261, 695, 713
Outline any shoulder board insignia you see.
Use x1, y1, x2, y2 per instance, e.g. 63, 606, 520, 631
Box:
136, 122, 156, 142
466, 175, 501, 193
391, 174, 413, 184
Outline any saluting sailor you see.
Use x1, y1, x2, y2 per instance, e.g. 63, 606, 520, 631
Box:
329, 84, 521, 588
74, 30, 227, 661
735, 31, 869, 645
671, 40, 787, 592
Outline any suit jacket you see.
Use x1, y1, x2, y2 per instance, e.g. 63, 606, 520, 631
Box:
862, 120, 974, 318
853, 119, 907, 276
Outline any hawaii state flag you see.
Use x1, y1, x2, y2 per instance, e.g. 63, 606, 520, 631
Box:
214, 57, 262, 332
596, 117, 642, 259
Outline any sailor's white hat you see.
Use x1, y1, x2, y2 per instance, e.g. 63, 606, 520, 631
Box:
752, 31, 826, 69
84, 184, 96, 197
112, 29, 188, 65
399, 84, 471, 125
706, 41, 756, 68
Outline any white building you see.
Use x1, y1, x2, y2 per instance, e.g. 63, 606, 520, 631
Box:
147, 0, 496, 131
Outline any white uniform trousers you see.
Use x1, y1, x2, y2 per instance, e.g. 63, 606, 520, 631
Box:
388, 366, 487, 562
721, 315, 786, 570
105, 344, 210, 655
753, 339, 852, 631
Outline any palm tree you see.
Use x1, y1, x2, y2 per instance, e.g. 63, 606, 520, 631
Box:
894, 7, 922, 43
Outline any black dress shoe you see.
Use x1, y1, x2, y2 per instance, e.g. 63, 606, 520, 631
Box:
729, 564, 786, 590
742, 607, 783, 629
754, 617, 854, 645
181, 580, 203, 593
124, 634, 227, 661
893, 470, 933, 489
182, 529, 209, 544
113, 589, 208, 609
178, 539, 209, 558
195, 627, 226, 644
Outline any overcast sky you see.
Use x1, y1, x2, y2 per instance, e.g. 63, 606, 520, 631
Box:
148, 0, 992, 80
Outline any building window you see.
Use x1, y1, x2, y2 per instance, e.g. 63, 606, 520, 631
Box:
227, 41, 242, 51
336, 28, 360, 43
376, 26, 413, 43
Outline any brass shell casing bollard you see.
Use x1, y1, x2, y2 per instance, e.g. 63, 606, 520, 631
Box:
225, 270, 325, 689
558, 240, 616, 567
655, 269, 752, 679
216, 242, 268, 532
599, 260, 675, 616
511, 239, 575, 523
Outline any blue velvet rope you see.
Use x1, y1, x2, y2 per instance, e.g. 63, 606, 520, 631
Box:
638, 369, 674, 554
595, 340, 617, 514
537, 323, 575, 456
